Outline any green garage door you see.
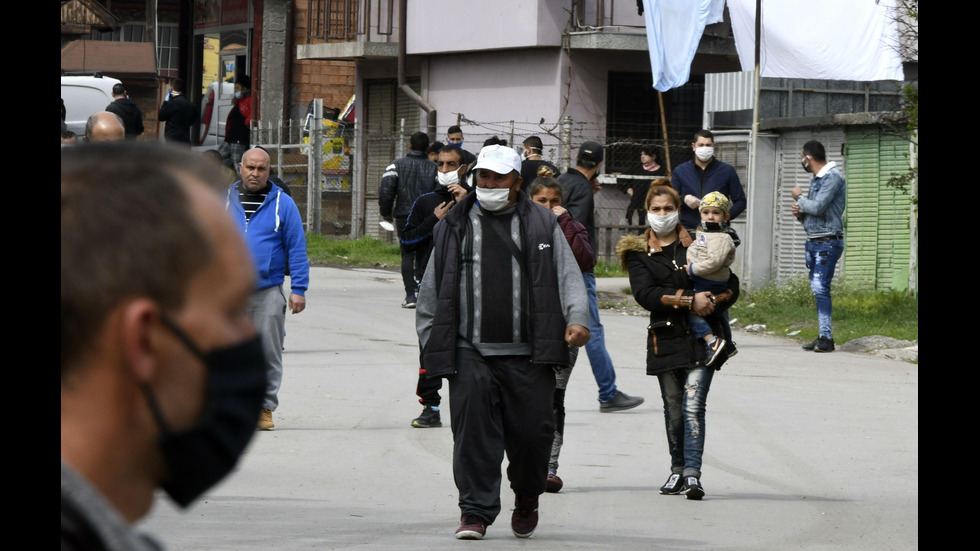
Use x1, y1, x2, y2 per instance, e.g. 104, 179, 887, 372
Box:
842, 127, 913, 292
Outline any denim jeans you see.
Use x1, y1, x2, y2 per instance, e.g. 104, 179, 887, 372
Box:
687, 310, 732, 342
657, 366, 715, 479
583, 271, 618, 403
804, 238, 844, 339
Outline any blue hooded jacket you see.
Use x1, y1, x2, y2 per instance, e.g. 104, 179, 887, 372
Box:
226, 181, 310, 295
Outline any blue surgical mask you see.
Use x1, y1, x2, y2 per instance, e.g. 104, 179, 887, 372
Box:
234, 91, 242, 99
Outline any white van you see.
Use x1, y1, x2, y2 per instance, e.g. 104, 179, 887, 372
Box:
197, 79, 235, 147
61, 74, 123, 136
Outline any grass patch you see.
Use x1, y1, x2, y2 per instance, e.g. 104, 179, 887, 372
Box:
594, 259, 627, 278
732, 276, 918, 346
306, 234, 401, 269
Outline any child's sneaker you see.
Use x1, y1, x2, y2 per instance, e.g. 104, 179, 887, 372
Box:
726, 340, 738, 358
704, 337, 726, 367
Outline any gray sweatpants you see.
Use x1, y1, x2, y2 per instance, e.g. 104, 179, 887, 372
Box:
248, 284, 287, 411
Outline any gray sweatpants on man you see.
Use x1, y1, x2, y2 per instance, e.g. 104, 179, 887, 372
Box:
248, 284, 287, 411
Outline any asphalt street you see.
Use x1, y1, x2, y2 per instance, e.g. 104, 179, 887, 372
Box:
138, 266, 918, 550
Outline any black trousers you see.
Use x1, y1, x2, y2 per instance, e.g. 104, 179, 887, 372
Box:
396, 217, 426, 296
449, 348, 555, 524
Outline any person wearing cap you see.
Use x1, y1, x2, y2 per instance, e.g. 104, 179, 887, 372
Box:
218, 74, 254, 170
671, 129, 747, 236
559, 141, 646, 412
683, 191, 739, 365
416, 144, 590, 540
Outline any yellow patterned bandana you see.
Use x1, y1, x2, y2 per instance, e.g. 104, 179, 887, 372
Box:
699, 191, 731, 215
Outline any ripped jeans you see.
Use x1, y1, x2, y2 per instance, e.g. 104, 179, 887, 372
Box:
657, 366, 715, 479
805, 238, 844, 339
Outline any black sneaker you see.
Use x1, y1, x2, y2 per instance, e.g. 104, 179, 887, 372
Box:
599, 390, 644, 412
511, 495, 539, 538
683, 476, 704, 500
802, 338, 819, 351
703, 337, 726, 367
411, 405, 442, 428
401, 295, 417, 308
813, 337, 835, 353
660, 473, 684, 495
726, 340, 738, 357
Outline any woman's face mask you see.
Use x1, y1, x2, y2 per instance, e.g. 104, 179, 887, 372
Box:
647, 211, 679, 236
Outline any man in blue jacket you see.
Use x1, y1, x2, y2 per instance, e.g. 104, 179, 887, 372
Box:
227, 146, 310, 431
671, 129, 747, 235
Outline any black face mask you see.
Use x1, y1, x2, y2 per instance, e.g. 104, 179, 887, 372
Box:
699, 220, 730, 232
142, 315, 267, 508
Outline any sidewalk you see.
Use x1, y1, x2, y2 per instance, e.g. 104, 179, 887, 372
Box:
138, 266, 918, 550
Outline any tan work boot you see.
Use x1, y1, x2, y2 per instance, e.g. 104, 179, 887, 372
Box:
257, 408, 274, 430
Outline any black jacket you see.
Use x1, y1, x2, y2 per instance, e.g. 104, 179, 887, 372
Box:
105, 97, 144, 138
557, 167, 597, 251
421, 191, 570, 377
617, 230, 739, 375
378, 150, 438, 220
158, 94, 200, 144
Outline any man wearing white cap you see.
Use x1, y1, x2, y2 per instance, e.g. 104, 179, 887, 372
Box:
416, 144, 590, 540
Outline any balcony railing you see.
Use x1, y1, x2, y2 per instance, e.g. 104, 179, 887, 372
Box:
307, 0, 641, 44
307, 0, 394, 42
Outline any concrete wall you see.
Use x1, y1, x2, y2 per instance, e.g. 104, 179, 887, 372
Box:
407, 0, 566, 53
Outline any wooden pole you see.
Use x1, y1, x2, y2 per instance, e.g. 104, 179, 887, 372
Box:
658, 90, 671, 178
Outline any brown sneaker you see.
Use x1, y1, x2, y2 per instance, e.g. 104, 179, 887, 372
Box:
257, 408, 274, 431
455, 515, 487, 540
511, 495, 539, 538
545, 473, 563, 493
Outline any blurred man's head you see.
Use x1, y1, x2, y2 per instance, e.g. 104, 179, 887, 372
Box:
85, 112, 126, 142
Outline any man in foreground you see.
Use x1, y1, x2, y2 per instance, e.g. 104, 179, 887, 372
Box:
416, 144, 590, 540
62, 142, 267, 549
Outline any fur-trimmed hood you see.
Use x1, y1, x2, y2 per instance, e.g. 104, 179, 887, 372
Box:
615, 228, 693, 272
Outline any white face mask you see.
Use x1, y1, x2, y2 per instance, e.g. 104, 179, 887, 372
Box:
475, 187, 513, 212
695, 146, 714, 162
437, 170, 459, 187
647, 211, 679, 236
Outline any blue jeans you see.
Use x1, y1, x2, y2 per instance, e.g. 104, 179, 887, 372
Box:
687, 310, 731, 342
658, 366, 714, 479
805, 238, 844, 339
583, 271, 618, 403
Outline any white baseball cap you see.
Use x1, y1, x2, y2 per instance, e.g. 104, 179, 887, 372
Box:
473, 144, 522, 176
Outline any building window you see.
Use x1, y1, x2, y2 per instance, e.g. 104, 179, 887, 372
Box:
87, 22, 179, 76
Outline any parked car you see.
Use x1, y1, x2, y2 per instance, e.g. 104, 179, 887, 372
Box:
61, 74, 122, 137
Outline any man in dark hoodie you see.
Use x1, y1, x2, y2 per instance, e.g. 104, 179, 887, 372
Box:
105, 83, 144, 139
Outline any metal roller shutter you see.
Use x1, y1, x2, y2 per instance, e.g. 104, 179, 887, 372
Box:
365, 78, 422, 241
773, 129, 846, 283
